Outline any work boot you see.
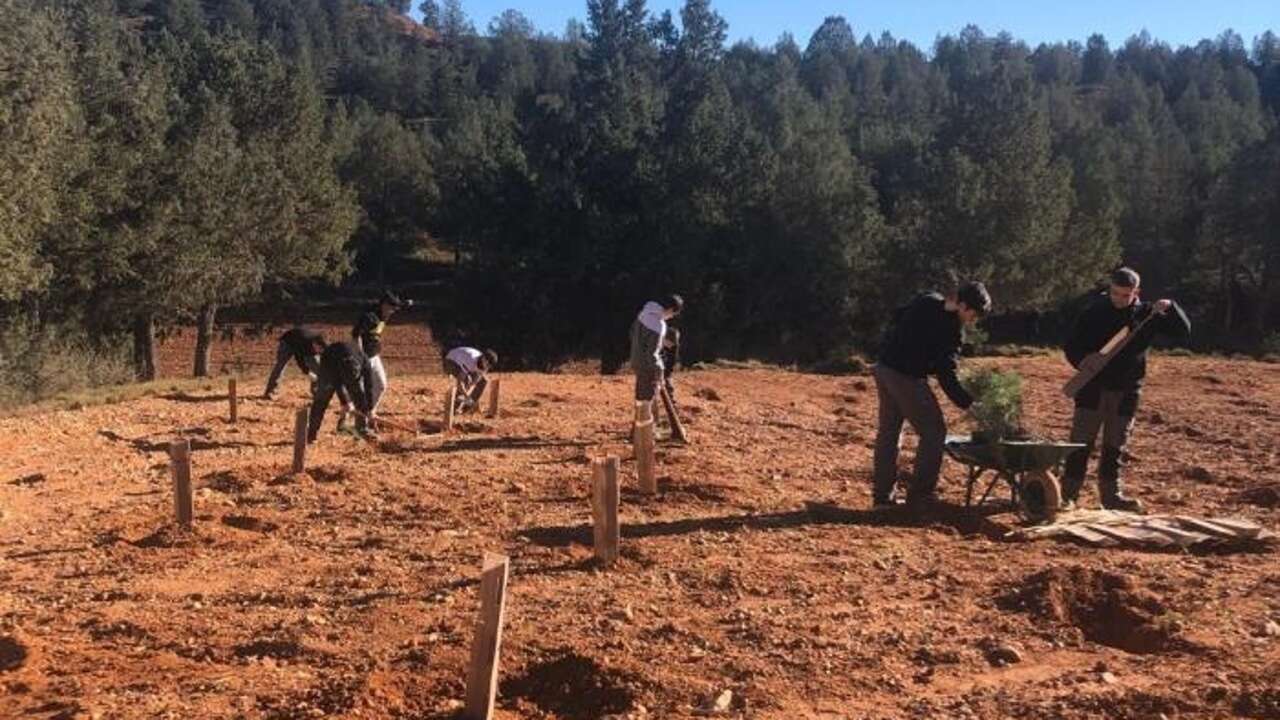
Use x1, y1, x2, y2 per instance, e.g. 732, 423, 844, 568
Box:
1099, 446, 1144, 513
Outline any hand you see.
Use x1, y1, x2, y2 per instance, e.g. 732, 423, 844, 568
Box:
307, 373, 318, 383
342, 402, 355, 414
1153, 299, 1172, 315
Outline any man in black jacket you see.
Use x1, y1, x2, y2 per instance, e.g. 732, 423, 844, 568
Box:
263, 327, 326, 399
308, 340, 375, 443
1062, 267, 1191, 511
873, 282, 992, 509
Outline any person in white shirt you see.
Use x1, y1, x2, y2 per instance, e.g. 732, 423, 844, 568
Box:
443, 346, 499, 413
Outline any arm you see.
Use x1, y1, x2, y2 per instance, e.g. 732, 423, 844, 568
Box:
1063, 307, 1092, 368
936, 357, 974, 409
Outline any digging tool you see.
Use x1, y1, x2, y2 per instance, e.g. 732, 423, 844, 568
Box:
658, 386, 689, 443
347, 407, 420, 437
1061, 312, 1158, 399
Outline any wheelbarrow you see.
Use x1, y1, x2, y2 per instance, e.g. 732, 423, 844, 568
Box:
944, 435, 1086, 522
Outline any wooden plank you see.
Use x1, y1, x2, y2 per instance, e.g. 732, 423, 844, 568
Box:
592, 457, 621, 565
659, 386, 689, 444
1138, 519, 1211, 547
228, 378, 238, 423
1172, 516, 1253, 540
169, 440, 193, 528
292, 406, 308, 473
1200, 517, 1265, 538
486, 378, 501, 419
1085, 524, 1174, 547
444, 386, 457, 434
634, 402, 657, 494
1058, 525, 1115, 546
464, 553, 510, 720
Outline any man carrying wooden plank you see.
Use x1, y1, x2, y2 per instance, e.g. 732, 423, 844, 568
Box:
630, 295, 683, 408
444, 346, 499, 413
263, 327, 326, 400
872, 282, 991, 510
308, 340, 376, 442
1061, 267, 1190, 512
352, 291, 411, 427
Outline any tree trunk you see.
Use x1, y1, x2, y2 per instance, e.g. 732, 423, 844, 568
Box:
133, 313, 156, 382
194, 304, 217, 377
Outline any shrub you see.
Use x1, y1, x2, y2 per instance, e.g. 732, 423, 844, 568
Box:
0, 320, 133, 409
961, 367, 1025, 440
1262, 332, 1280, 357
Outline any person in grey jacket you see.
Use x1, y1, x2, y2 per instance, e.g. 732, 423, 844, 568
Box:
630, 295, 683, 406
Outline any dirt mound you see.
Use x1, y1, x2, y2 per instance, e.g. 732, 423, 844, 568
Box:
1001, 566, 1181, 653
204, 470, 254, 494
1235, 483, 1280, 508
500, 652, 643, 719
131, 524, 202, 549
0, 635, 27, 672
221, 514, 278, 533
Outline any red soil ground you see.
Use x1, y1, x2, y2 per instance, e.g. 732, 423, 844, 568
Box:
2, 332, 1278, 719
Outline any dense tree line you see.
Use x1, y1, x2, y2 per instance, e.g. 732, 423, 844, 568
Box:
1, 0, 1277, 383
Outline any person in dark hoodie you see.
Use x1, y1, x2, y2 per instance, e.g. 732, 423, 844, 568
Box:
660, 327, 681, 401
873, 282, 992, 510
629, 295, 684, 409
308, 340, 375, 443
1061, 267, 1190, 512
263, 327, 326, 400
352, 291, 411, 426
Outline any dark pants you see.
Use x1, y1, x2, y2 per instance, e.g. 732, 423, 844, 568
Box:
633, 364, 661, 402
308, 372, 371, 442
444, 359, 486, 407
1062, 390, 1138, 502
264, 341, 319, 397
873, 363, 947, 502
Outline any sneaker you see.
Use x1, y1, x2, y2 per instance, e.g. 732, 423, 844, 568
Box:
263, 391, 277, 400
1102, 494, 1145, 513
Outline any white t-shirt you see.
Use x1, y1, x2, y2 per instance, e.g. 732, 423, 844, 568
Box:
446, 347, 483, 374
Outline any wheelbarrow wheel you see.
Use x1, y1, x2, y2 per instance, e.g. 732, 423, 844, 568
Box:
1018, 470, 1062, 523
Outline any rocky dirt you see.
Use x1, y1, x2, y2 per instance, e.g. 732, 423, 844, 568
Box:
2, 331, 1279, 718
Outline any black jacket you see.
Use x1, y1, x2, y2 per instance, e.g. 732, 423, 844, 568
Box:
280, 327, 323, 372
878, 292, 973, 408
1064, 294, 1191, 399
352, 305, 386, 358
318, 341, 371, 410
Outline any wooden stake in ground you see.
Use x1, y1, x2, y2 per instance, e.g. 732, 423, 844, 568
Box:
634, 401, 658, 494
169, 440, 193, 528
485, 378, 501, 419
591, 456, 621, 564
443, 385, 457, 434
228, 377, 238, 423
659, 386, 689, 443
464, 552, 510, 720
292, 406, 308, 473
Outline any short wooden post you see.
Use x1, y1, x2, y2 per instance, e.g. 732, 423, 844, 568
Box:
169, 440, 193, 528
485, 378, 501, 419
228, 377, 238, 423
659, 386, 688, 443
292, 406, 309, 473
592, 457, 621, 564
634, 401, 657, 494
464, 553, 510, 720
444, 385, 457, 434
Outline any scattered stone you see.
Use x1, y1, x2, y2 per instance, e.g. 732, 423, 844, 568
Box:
980, 639, 1023, 666
709, 690, 733, 713
1261, 620, 1280, 638
1185, 466, 1214, 482
1101, 672, 1119, 685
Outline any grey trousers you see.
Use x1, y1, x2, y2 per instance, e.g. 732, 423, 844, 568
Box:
1063, 390, 1136, 500
873, 363, 947, 501
633, 364, 661, 402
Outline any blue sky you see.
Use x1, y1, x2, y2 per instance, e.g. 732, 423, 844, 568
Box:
420, 1, 1277, 51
